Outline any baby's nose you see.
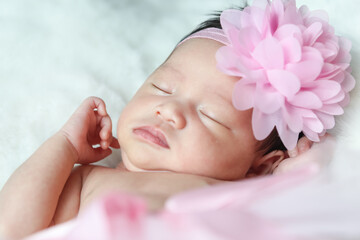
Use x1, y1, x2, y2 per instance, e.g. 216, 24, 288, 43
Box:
155, 102, 186, 129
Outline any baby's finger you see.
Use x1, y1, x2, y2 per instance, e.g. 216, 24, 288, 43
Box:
99, 116, 112, 140
100, 140, 110, 150
81, 97, 107, 116
81, 96, 107, 116
99, 115, 114, 150
92, 97, 107, 117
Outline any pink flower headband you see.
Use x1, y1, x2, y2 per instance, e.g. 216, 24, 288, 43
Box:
180, 0, 355, 150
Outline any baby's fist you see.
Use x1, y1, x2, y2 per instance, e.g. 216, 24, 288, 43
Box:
60, 97, 120, 164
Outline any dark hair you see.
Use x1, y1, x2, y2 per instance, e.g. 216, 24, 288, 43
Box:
179, 11, 222, 43
181, 7, 304, 155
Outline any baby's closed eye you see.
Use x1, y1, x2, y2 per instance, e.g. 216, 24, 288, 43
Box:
151, 83, 172, 95
199, 109, 230, 130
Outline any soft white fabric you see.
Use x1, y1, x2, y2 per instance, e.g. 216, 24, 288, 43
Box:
0, 0, 359, 238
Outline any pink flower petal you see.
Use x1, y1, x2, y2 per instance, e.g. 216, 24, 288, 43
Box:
318, 63, 342, 79
250, 5, 267, 33
306, 9, 329, 23
303, 117, 324, 133
311, 80, 341, 101
283, 0, 303, 25
286, 59, 323, 83
313, 42, 337, 60
274, 24, 302, 42
339, 36, 352, 53
315, 111, 335, 129
289, 91, 323, 109
339, 93, 350, 107
243, 69, 268, 84
322, 39, 340, 62
282, 105, 303, 133
333, 37, 351, 65
342, 71, 356, 92
323, 90, 345, 105
318, 104, 344, 115
227, 27, 248, 56
237, 27, 262, 54
240, 9, 253, 28
269, 0, 284, 33
232, 81, 256, 110
254, 85, 284, 114
299, 5, 310, 19
252, 109, 279, 140
252, 0, 269, 10
235, 55, 262, 74
332, 45, 351, 67
216, 47, 244, 77
271, 0, 285, 18
297, 108, 317, 118
220, 9, 243, 32
276, 122, 299, 150
331, 71, 345, 83
339, 62, 350, 71
280, 36, 302, 63
302, 126, 320, 142
267, 69, 300, 98
252, 37, 284, 69
303, 22, 323, 46
302, 46, 323, 62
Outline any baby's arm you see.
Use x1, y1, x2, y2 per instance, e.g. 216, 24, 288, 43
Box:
0, 97, 119, 239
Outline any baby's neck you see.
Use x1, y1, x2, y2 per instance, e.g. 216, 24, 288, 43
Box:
115, 161, 170, 173
115, 161, 128, 171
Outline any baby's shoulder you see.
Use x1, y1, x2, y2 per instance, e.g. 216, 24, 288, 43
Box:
79, 165, 113, 188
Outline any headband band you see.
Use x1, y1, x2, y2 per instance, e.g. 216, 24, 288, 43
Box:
179, 28, 229, 46
178, 0, 355, 150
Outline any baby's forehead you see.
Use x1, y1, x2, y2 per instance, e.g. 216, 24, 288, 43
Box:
155, 64, 184, 81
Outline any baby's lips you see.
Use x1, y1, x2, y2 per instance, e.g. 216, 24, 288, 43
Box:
133, 126, 170, 149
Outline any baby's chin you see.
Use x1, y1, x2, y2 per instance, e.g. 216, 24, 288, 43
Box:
120, 153, 144, 171
118, 151, 152, 172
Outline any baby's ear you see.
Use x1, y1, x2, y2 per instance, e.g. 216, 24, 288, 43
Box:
246, 150, 286, 178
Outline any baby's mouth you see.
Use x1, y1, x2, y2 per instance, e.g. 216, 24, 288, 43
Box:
133, 126, 170, 149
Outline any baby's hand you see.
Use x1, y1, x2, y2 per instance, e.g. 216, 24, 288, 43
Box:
60, 97, 120, 164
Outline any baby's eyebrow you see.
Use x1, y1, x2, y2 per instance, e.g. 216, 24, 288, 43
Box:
158, 64, 184, 82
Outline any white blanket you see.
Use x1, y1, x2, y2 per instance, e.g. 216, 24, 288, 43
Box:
0, 0, 360, 238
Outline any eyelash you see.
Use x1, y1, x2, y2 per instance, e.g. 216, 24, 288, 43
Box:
152, 83, 172, 94
200, 110, 230, 130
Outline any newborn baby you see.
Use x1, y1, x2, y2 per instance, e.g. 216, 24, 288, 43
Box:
0, 38, 295, 239
0, 0, 353, 239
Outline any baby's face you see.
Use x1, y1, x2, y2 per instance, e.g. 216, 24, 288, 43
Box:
117, 38, 258, 180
